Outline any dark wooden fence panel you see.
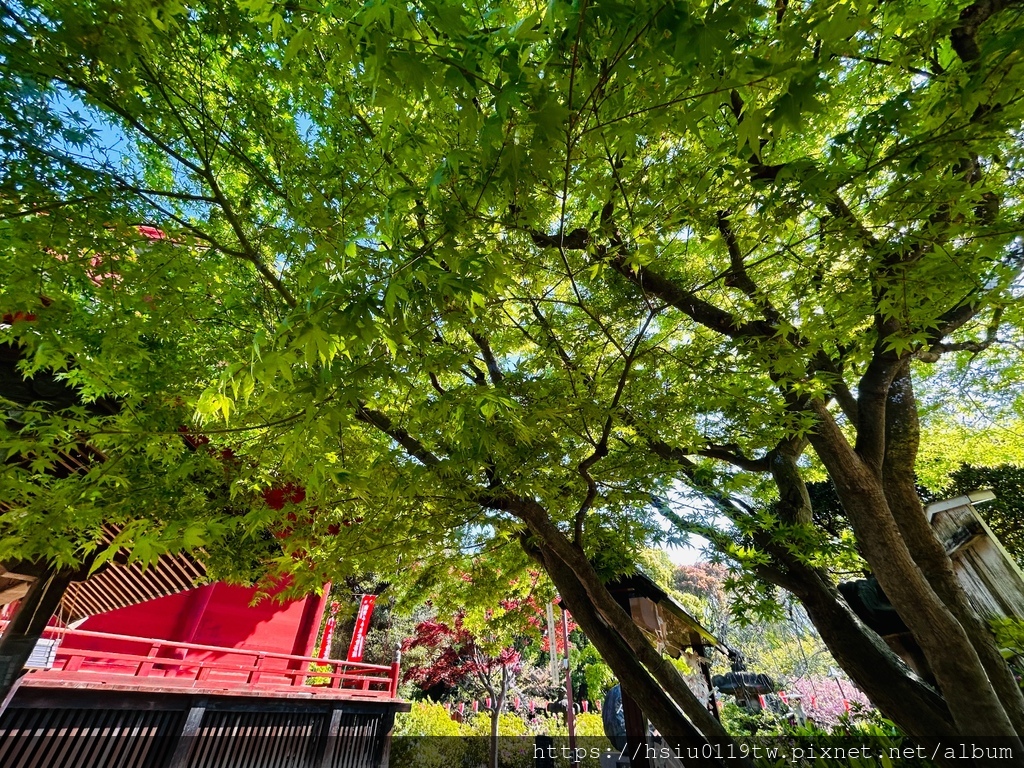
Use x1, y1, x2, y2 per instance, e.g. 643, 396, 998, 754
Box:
326, 710, 388, 768
0, 705, 184, 768
0, 689, 401, 768
183, 709, 326, 768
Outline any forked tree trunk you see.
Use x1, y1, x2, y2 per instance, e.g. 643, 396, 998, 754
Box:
808, 408, 1023, 755
883, 365, 1024, 733
760, 555, 956, 750
762, 452, 958, 750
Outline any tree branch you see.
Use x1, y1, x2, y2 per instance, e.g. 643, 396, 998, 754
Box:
468, 330, 504, 386
353, 404, 442, 467
528, 302, 584, 379
919, 307, 1003, 362
649, 495, 741, 552
573, 311, 655, 544
526, 211, 777, 342
951, 0, 1022, 63
716, 210, 781, 324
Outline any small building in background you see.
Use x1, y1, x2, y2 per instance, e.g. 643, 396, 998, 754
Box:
841, 490, 1024, 684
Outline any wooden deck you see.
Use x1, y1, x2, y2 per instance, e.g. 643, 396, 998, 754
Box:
1, 624, 410, 767
5, 623, 402, 702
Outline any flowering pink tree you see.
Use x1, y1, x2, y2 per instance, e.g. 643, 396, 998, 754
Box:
786, 676, 872, 728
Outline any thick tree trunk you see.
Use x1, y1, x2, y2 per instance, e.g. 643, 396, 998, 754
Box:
808, 408, 1022, 753
764, 557, 956, 748
883, 364, 1024, 733
501, 497, 752, 766
763, 451, 957, 748
524, 536, 729, 768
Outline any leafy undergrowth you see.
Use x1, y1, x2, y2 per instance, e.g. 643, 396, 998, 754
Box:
393, 702, 609, 768
396, 702, 940, 768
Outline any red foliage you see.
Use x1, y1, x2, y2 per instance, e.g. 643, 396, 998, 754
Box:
137, 225, 168, 240
673, 562, 728, 603
1, 311, 37, 324
262, 483, 307, 510
401, 616, 522, 693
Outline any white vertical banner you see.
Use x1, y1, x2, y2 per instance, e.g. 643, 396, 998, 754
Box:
546, 600, 558, 681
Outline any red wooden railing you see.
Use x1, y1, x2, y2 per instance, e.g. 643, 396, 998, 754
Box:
2, 623, 401, 699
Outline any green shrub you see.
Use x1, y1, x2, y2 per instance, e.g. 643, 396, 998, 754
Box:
392, 702, 469, 768
392, 704, 614, 767
990, 617, 1024, 689
395, 701, 467, 737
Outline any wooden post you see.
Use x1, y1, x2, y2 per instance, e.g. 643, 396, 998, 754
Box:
0, 565, 76, 715
249, 652, 266, 686
390, 644, 402, 698
699, 646, 721, 722
611, 587, 650, 768
316, 707, 343, 768
166, 702, 206, 768
136, 641, 162, 677
375, 707, 398, 768
561, 607, 579, 768
621, 687, 651, 768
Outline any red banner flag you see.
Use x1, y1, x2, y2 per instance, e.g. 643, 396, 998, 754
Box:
346, 595, 377, 662
318, 601, 340, 659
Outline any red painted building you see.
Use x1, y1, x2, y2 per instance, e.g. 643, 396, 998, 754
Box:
62, 581, 328, 683
1, 578, 407, 768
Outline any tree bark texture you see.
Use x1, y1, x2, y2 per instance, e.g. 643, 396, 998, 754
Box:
523, 535, 728, 768
503, 496, 753, 767
763, 556, 957, 752
882, 364, 1024, 733
808, 405, 1023, 753
763, 452, 958, 749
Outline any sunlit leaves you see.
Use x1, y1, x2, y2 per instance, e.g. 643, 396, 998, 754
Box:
1, 0, 1022, 609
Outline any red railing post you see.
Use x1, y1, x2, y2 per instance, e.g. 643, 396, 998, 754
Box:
248, 652, 266, 686
136, 641, 162, 677
389, 644, 401, 698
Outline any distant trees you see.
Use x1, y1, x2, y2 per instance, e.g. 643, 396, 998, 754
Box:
402, 603, 537, 768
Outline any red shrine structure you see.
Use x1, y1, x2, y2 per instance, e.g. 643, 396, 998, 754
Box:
0, 575, 408, 768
